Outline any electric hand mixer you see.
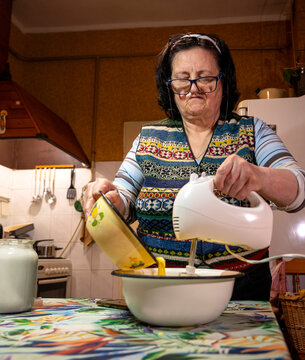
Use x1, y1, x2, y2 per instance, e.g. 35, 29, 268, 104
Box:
173, 173, 305, 274
86, 173, 305, 276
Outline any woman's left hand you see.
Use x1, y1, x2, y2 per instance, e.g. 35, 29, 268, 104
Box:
214, 154, 262, 200
81, 178, 125, 219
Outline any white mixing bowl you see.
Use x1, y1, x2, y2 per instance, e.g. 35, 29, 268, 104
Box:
112, 267, 243, 326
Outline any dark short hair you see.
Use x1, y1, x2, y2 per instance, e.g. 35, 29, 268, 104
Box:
155, 33, 240, 120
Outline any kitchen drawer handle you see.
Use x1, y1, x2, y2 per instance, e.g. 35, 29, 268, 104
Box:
38, 277, 69, 285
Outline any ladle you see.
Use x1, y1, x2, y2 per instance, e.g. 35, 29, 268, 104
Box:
48, 168, 56, 205
36, 168, 42, 202
45, 168, 52, 199
43, 168, 47, 197
31, 167, 38, 202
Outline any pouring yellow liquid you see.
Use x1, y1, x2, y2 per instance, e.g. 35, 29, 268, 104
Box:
156, 257, 166, 276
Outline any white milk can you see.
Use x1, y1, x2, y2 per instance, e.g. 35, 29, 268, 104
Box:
0, 239, 38, 313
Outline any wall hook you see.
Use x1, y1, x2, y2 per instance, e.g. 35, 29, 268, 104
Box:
0, 110, 7, 134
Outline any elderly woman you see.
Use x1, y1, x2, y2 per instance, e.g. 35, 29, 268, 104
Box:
82, 33, 305, 300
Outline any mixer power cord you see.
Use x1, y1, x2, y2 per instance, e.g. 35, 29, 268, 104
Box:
225, 244, 305, 264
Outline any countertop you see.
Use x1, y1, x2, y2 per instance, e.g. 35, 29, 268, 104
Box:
0, 298, 291, 360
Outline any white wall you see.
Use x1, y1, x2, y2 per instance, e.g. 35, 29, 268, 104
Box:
0, 165, 12, 227
0, 161, 121, 299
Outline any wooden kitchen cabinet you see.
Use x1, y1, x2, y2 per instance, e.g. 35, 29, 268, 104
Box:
7, 1, 303, 163
0, 0, 12, 76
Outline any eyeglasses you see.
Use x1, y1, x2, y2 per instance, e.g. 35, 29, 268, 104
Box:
167, 72, 222, 95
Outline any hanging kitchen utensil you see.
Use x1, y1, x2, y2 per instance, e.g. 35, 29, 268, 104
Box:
36, 168, 42, 202
48, 168, 56, 205
45, 167, 52, 198
32, 167, 38, 203
67, 166, 76, 200
43, 168, 47, 197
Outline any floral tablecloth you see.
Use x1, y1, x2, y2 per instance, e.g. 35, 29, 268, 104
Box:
0, 298, 290, 360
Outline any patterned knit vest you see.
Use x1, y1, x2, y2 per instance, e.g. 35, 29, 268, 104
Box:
135, 115, 268, 271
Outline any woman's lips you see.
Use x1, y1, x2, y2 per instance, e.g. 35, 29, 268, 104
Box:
189, 96, 204, 100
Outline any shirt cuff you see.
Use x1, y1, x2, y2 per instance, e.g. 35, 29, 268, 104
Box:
275, 165, 305, 212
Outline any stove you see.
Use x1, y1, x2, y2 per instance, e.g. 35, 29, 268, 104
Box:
37, 258, 72, 298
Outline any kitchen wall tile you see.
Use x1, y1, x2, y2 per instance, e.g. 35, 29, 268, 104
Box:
0, 165, 11, 224
0, 165, 12, 188
71, 212, 84, 243
0, 218, 9, 227
50, 213, 72, 243
112, 276, 123, 299
71, 270, 91, 298
28, 195, 52, 217
49, 189, 75, 215
55, 239, 71, 259
0, 186, 11, 199
11, 189, 43, 216
29, 215, 51, 240
91, 242, 115, 270
9, 215, 35, 228
52, 168, 69, 189
13, 169, 33, 190
67, 197, 78, 209
90, 270, 114, 299
74, 168, 92, 189
69, 239, 92, 270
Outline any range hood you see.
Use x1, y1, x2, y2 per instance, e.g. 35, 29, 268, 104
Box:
0, 0, 90, 169
0, 76, 90, 169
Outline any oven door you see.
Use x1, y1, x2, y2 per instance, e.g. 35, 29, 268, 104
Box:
37, 277, 71, 298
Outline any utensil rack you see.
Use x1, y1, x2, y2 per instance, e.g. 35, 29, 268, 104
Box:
35, 165, 75, 169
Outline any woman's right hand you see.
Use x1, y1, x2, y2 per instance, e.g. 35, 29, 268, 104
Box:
81, 178, 125, 219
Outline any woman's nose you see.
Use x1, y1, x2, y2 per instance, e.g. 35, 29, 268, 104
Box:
189, 80, 199, 94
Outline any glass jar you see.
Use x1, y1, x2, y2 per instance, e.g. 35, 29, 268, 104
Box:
0, 239, 38, 313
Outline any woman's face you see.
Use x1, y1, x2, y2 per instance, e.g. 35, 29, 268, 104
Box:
171, 47, 223, 126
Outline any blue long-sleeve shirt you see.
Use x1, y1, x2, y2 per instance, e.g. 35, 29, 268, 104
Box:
113, 117, 305, 223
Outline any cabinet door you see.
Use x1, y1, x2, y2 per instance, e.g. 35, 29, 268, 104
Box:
0, 0, 12, 75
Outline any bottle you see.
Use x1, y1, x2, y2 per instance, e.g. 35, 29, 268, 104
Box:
0, 239, 38, 313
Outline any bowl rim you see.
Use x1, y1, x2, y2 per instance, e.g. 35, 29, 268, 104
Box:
98, 191, 157, 263
111, 268, 244, 280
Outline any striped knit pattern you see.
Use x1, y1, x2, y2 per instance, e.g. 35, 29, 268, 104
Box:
135, 115, 268, 270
